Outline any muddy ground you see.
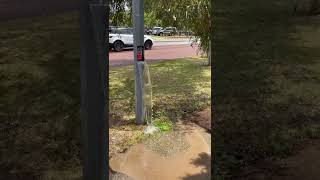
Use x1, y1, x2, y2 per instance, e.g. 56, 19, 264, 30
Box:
109, 108, 212, 180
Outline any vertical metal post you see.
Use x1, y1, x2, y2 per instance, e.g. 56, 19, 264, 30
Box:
208, 40, 212, 66
133, 0, 145, 124
80, 0, 108, 179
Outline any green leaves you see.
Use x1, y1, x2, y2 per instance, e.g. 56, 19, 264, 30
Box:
110, 0, 212, 52
148, 0, 212, 52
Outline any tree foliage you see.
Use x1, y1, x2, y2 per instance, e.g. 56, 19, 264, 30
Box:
109, 0, 131, 26
109, 0, 212, 52
144, 11, 162, 28
146, 0, 211, 52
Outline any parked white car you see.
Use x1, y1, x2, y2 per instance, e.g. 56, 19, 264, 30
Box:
151, 26, 163, 36
109, 28, 153, 52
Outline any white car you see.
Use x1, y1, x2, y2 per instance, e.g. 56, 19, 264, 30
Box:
151, 26, 163, 36
109, 28, 153, 52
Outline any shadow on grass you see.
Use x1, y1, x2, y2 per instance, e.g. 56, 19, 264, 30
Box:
181, 152, 211, 180
108, 58, 211, 158
0, 12, 81, 179
213, 0, 320, 179
109, 59, 211, 128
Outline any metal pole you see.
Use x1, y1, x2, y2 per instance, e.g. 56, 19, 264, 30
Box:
80, 0, 108, 179
133, 0, 145, 124
208, 40, 212, 66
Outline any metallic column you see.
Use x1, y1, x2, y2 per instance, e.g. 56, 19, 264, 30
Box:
80, 0, 108, 179
133, 0, 145, 124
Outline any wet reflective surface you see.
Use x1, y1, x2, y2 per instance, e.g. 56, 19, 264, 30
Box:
110, 122, 211, 180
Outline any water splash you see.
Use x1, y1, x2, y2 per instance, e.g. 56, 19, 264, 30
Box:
142, 62, 159, 134
143, 62, 152, 125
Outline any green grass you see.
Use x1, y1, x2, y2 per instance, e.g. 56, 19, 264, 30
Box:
0, 12, 81, 179
109, 58, 211, 154
154, 119, 173, 132
0, 9, 210, 180
214, 0, 320, 179
109, 58, 211, 124
151, 35, 191, 41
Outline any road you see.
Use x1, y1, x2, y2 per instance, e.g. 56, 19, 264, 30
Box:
109, 40, 199, 67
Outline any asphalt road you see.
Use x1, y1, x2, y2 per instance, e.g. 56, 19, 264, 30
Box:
109, 40, 199, 67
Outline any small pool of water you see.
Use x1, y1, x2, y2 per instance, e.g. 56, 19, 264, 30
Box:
109, 123, 211, 180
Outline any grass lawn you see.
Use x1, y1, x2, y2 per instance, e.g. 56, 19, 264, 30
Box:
151, 35, 192, 41
109, 58, 211, 157
0, 10, 211, 178
0, 12, 81, 179
214, 0, 320, 179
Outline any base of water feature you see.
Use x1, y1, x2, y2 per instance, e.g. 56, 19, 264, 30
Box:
144, 125, 159, 135
109, 121, 211, 180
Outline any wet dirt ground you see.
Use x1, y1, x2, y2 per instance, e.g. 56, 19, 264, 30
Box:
109, 121, 211, 180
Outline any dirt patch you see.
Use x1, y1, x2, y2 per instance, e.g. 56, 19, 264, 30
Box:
109, 108, 212, 159
109, 108, 212, 179
189, 107, 211, 131
109, 125, 146, 158
236, 140, 320, 180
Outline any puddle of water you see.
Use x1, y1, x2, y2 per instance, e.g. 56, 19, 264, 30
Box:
110, 125, 211, 180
